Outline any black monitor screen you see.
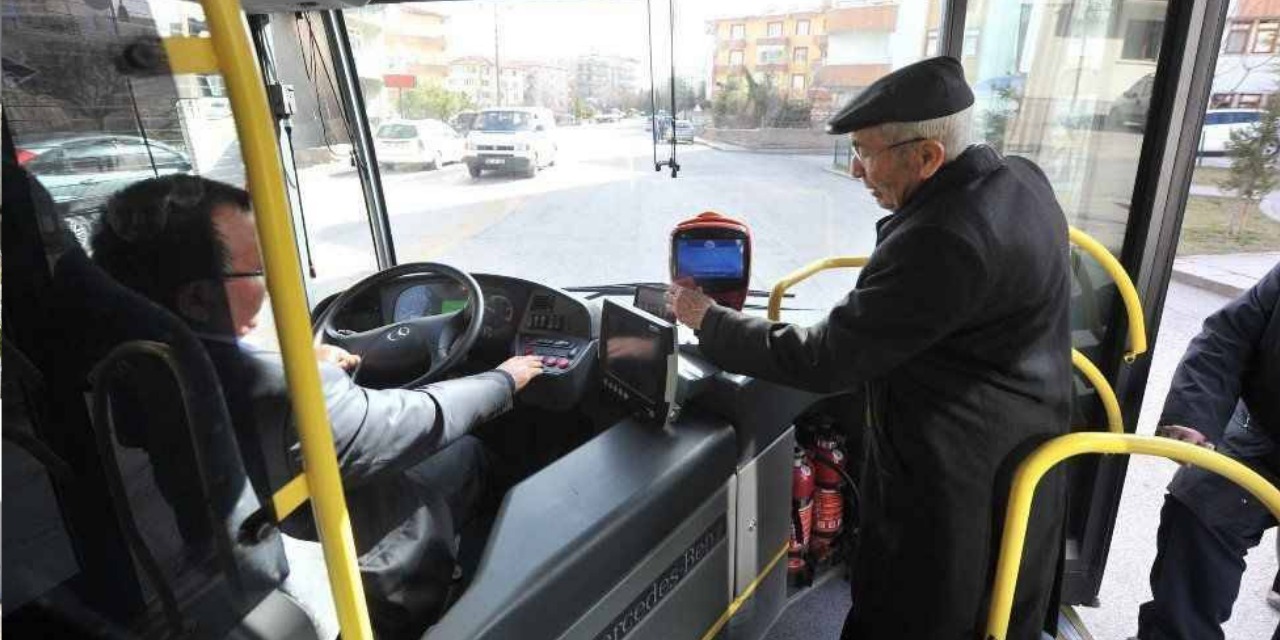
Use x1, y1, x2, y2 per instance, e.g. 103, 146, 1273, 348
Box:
601, 301, 670, 403
674, 238, 745, 280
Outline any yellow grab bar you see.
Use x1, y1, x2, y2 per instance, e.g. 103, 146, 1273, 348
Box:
201, 2, 373, 638
1071, 349, 1124, 434
767, 256, 868, 321
764, 229, 1146, 364
984, 433, 1280, 640
1069, 227, 1148, 362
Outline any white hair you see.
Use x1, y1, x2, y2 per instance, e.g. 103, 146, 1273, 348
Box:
876, 107, 973, 162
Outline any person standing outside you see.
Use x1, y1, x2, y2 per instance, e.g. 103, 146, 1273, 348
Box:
1136, 264, 1280, 640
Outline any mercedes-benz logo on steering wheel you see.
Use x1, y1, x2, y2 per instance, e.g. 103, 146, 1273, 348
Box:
387, 326, 412, 342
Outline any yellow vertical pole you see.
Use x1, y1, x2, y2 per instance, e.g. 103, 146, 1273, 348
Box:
198, 3, 373, 638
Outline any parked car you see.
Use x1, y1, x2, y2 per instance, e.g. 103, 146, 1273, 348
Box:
1108, 73, 1154, 132
17, 133, 193, 245
668, 119, 695, 144
464, 107, 558, 178
373, 119, 465, 170
1197, 109, 1266, 155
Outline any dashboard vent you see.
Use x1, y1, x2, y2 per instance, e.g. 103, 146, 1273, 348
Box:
530, 294, 554, 312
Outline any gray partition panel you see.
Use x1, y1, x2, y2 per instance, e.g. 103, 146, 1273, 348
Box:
425, 415, 737, 640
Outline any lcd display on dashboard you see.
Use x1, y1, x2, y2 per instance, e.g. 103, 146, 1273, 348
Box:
602, 304, 665, 402
674, 238, 745, 280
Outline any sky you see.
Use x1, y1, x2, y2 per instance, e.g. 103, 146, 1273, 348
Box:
435, 0, 827, 80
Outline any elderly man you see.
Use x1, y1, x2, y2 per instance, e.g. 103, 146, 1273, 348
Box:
668, 57, 1070, 639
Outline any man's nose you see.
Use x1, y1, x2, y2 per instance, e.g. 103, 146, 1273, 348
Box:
851, 157, 865, 178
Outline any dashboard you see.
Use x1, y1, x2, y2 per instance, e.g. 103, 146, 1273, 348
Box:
330, 273, 598, 381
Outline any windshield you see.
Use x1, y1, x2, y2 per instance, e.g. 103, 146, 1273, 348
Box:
259, 0, 1176, 322
474, 111, 536, 132
2, 0, 1182, 328
377, 124, 419, 139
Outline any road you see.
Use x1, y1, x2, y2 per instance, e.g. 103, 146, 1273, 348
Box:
292, 120, 881, 314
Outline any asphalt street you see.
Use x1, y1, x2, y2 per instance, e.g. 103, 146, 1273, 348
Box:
294, 119, 880, 318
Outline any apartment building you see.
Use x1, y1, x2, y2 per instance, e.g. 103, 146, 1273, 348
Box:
447, 57, 527, 107
574, 54, 642, 109
383, 5, 449, 83
1212, 0, 1280, 108
708, 8, 827, 99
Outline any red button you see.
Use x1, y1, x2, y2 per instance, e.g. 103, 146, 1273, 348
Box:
524, 346, 534, 355
555, 357, 570, 369
542, 356, 556, 366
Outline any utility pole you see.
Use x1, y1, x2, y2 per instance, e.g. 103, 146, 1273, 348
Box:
493, 2, 502, 107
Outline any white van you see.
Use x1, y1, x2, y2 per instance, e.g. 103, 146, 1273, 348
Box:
464, 107, 558, 178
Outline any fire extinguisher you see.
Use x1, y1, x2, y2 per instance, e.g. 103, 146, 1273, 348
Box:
810, 436, 845, 562
788, 446, 815, 578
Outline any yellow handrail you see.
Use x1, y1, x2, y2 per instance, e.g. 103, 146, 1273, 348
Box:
197, 3, 374, 639
1069, 227, 1148, 362
767, 256, 868, 321
984, 433, 1280, 640
1071, 349, 1124, 434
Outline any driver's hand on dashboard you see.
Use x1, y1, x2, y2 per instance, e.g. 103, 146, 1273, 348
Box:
498, 355, 545, 392
316, 344, 362, 372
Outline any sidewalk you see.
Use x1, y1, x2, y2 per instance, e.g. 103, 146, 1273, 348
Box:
1187, 184, 1280, 223
1171, 252, 1279, 297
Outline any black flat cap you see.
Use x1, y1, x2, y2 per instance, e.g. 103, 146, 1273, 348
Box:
826, 56, 973, 135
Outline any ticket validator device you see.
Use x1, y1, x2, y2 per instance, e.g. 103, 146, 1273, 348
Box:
669, 212, 752, 311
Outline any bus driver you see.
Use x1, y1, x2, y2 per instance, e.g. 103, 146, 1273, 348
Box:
91, 175, 544, 640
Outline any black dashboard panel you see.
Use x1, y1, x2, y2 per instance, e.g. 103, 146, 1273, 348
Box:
331, 273, 594, 345
329, 274, 600, 406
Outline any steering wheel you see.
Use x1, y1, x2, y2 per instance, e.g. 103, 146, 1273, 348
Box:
313, 262, 485, 389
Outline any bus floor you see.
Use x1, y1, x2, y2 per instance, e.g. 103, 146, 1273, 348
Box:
764, 570, 850, 640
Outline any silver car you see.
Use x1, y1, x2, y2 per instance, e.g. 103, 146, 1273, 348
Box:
17, 133, 193, 244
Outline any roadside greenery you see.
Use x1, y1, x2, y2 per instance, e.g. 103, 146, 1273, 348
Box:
1219, 94, 1280, 238
398, 83, 475, 121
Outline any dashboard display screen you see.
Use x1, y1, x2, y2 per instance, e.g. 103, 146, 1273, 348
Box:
674, 238, 745, 280
393, 285, 432, 321
601, 301, 671, 404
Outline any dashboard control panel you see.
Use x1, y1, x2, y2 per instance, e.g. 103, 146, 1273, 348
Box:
520, 335, 587, 375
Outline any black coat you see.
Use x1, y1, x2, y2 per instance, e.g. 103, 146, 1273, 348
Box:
1163, 264, 1280, 520
698, 145, 1071, 639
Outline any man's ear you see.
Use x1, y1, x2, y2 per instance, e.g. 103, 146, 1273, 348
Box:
175, 280, 218, 325
917, 140, 947, 179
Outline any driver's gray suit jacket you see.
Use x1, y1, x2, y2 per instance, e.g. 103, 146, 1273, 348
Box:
202, 337, 514, 629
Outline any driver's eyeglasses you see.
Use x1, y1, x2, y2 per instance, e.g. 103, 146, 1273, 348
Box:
851, 137, 927, 164
223, 269, 265, 279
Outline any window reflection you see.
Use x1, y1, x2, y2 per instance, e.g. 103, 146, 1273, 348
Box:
965, 0, 1167, 254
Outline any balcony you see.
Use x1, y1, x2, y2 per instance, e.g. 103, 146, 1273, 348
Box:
826, 4, 898, 32
815, 63, 892, 88
756, 36, 789, 46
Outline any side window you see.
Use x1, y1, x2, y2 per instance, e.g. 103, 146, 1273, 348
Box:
27, 149, 69, 175
64, 141, 116, 174
113, 141, 159, 172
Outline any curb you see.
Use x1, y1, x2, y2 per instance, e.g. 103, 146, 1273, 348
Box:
823, 166, 854, 180
1170, 267, 1248, 298
695, 137, 832, 155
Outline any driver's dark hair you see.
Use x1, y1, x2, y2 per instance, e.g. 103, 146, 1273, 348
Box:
91, 174, 252, 310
